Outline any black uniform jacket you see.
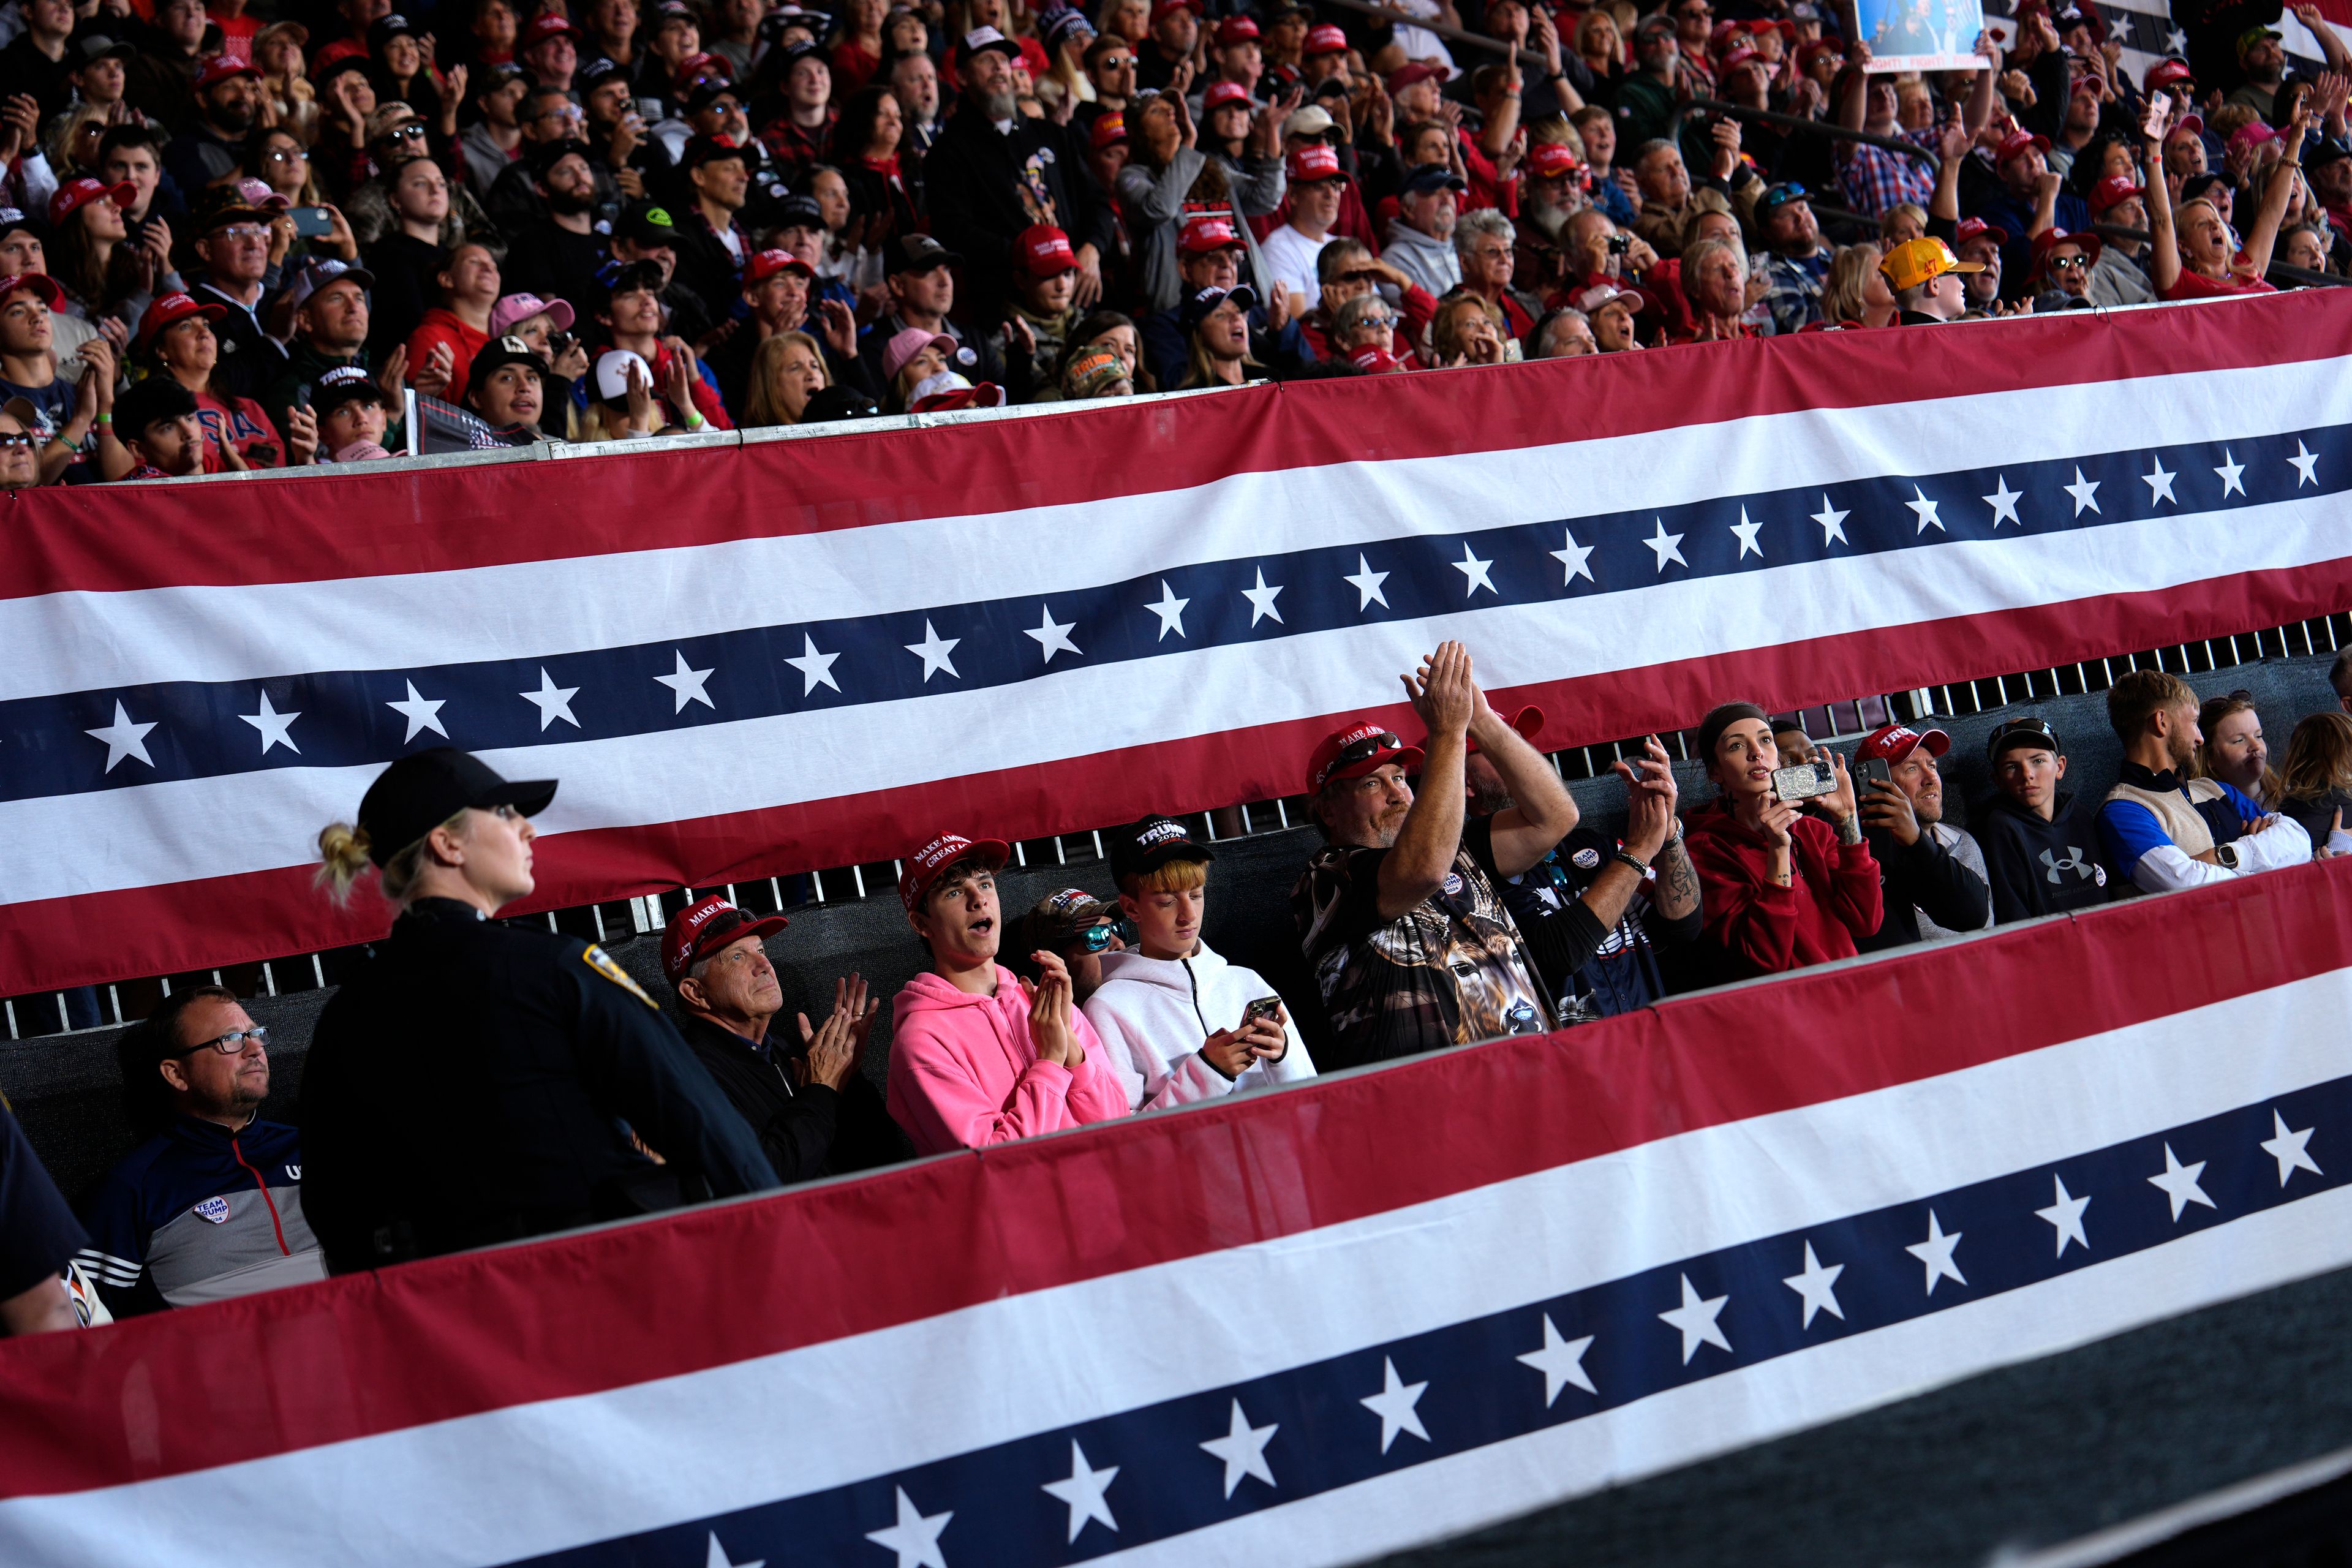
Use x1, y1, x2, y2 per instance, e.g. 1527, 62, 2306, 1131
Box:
302, 898, 778, 1272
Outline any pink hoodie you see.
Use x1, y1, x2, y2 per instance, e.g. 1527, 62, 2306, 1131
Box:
888, 966, 1132, 1155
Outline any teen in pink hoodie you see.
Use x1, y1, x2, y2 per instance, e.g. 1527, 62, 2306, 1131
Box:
885, 832, 1132, 1155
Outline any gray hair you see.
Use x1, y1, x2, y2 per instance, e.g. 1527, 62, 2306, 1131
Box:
1453, 206, 1516, 254
1632, 137, 1679, 171
1332, 292, 1391, 336
1536, 307, 1591, 355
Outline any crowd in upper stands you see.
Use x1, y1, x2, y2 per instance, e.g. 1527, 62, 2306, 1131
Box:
6, 639, 2352, 1333
0, 0, 2334, 475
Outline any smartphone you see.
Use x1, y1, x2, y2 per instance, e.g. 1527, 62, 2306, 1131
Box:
1858, 756, 1893, 791
1771, 760, 1838, 802
290, 206, 336, 238
638, 96, 665, 124
2144, 88, 2173, 137
1241, 997, 1283, 1027
293, 384, 310, 410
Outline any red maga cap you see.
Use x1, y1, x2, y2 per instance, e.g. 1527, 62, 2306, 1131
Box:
1305, 23, 1348, 54
1177, 213, 1244, 254
661, 894, 788, 987
899, 832, 1011, 913
1463, 704, 1544, 756
1305, 721, 1423, 796
1854, 723, 1952, 766
1016, 223, 1079, 275
1287, 142, 1341, 181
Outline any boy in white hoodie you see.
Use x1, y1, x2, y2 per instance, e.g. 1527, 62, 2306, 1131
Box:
1083, 815, 1318, 1112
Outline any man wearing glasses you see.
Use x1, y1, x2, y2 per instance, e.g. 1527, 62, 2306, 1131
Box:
185, 189, 289, 400
76, 987, 323, 1317
1292, 641, 1579, 1067
1077, 33, 1136, 131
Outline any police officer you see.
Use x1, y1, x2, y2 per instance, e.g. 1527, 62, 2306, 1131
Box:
303, 748, 778, 1273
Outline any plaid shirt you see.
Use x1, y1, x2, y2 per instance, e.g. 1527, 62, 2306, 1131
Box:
1758, 247, 1830, 335
1835, 126, 1940, 218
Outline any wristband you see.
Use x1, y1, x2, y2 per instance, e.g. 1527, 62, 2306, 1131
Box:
95, 412, 110, 426
1611, 849, 1651, 876
683, 412, 706, 431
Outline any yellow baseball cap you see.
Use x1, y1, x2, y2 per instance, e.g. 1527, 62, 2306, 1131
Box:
1879, 236, 1985, 292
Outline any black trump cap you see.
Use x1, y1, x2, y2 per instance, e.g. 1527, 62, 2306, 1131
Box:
357, 747, 556, 864
1106, 814, 1215, 883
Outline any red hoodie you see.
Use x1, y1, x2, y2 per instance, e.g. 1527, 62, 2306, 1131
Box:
1683, 799, 1883, 978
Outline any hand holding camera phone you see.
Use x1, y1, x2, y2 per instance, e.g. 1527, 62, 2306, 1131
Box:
1771, 759, 1837, 802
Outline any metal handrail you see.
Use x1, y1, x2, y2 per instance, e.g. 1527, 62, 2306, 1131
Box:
1312, 0, 1549, 72
1675, 98, 1942, 167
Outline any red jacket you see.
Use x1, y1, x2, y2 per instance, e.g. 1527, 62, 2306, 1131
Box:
1683, 799, 1882, 978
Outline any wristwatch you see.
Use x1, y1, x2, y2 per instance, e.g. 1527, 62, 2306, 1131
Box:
2215, 842, 2241, 871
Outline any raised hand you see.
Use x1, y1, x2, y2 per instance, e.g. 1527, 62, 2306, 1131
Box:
1401, 639, 1477, 738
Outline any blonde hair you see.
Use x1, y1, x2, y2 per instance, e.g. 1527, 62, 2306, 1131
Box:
314, 809, 466, 906
743, 330, 829, 427
1878, 202, 1928, 246
1822, 242, 1883, 325
1120, 857, 1209, 897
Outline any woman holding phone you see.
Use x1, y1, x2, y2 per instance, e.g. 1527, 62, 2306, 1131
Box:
1683, 701, 1882, 978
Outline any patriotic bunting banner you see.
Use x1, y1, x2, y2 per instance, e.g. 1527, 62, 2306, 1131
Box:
3, 290, 2350, 993
1, 864, 2348, 1566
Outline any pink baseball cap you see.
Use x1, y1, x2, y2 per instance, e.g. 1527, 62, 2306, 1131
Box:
882, 326, 959, 383
488, 292, 576, 336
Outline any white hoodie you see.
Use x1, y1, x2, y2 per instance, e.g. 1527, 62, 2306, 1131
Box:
1082, 941, 1318, 1112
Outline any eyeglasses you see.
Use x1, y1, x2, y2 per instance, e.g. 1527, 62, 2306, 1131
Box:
178, 1024, 270, 1057
0, 431, 34, 450
2047, 254, 2089, 271
1356, 311, 1396, 328
216, 223, 271, 241
1099, 52, 1133, 67
1316, 731, 1401, 790
381, 122, 430, 143
265, 146, 307, 164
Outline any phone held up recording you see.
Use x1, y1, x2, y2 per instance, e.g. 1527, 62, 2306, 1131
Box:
1771, 760, 1837, 803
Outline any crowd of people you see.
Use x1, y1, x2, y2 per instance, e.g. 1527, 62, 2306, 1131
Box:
6, 639, 2351, 1333
0, 0, 2332, 477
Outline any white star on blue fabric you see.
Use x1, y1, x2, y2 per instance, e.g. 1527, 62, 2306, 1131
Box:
1144, 579, 1189, 639
1782, 1241, 1845, 1329
1643, 518, 1687, 571
1728, 507, 1764, 559
653, 650, 715, 712
1345, 552, 1391, 609
2141, 456, 2177, 507
1658, 1272, 1731, 1364
1516, 1313, 1596, 1404
2289, 440, 2320, 488
2166, 24, 2187, 51
1025, 604, 1082, 662
1550, 529, 1594, 584
1451, 541, 1496, 597
2035, 1174, 2092, 1257
238, 690, 301, 755
519, 668, 580, 730
1981, 474, 2022, 527
1905, 485, 1943, 533
1359, 1356, 1430, 1453
1200, 1398, 1278, 1498
2062, 467, 2102, 516
1906, 1209, 1966, 1294
85, 699, 157, 772
1812, 494, 1849, 546
863, 1487, 951, 1568
2262, 1109, 2322, 1186
904, 620, 960, 681
703, 1531, 763, 1568
2148, 1143, 2215, 1221
1240, 568, 1285, 625
783, 635, 841, 695
1041, 1439, 1119, 1544
2215, 450, 2246, 497
386, 679, 447, 741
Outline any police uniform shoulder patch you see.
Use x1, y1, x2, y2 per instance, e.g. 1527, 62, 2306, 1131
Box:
582, 944, 658, 1008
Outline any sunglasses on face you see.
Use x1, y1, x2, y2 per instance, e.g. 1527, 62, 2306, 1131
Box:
0, 430, 32, 450
2048, 254, 2089, 271
1077, 918, 1140, 952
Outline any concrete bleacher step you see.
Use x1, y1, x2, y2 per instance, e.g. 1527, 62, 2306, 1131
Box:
4, 652, 2339, 1204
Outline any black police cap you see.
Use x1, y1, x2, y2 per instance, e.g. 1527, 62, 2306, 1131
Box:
357, 747, 557, 865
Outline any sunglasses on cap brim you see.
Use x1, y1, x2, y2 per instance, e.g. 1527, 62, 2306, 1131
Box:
1987, 717, 2060, 758
1317, 731, 1402, 789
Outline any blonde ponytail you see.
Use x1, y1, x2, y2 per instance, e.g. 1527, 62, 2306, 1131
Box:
317, 809, 472, 907
315, 821, 374, 905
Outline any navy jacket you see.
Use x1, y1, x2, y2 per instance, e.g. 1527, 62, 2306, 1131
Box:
77, 1114, 322, 1316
